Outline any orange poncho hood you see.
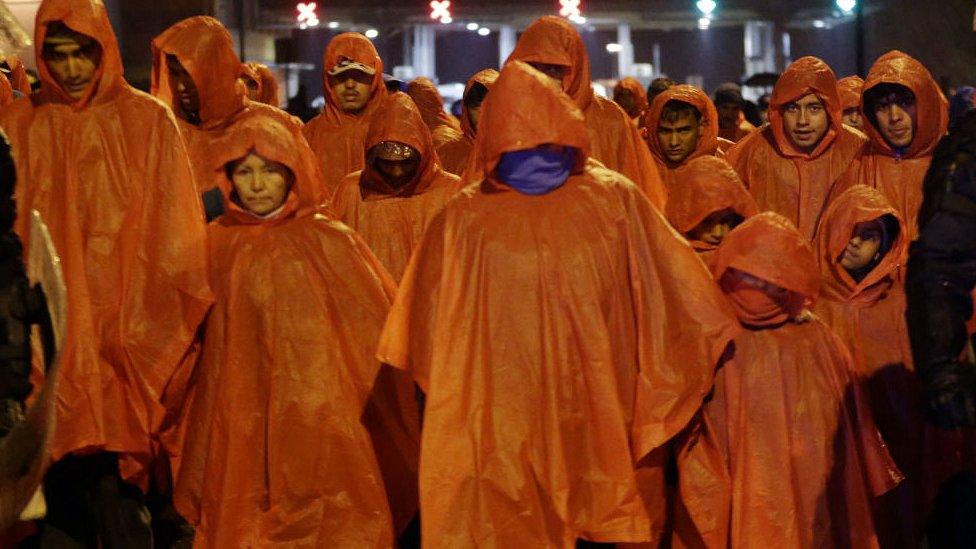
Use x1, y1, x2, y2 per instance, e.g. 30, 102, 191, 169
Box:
209, 117, 325, 226
713, 212, 821, 326
471, 60, 590, 186
768, 56, 844, 160
361, 92, 445, 197
407, 77, 459, 132
861, 50, 947, 159
4, 55, 30, 96
459, 68, 498, 140
33, 0, 125, 108
838, 75, 864, 111
666, 156, 757, 246
247, 62, 279, 105
816, 185, 906, 305
614, 76, 649, 115
321, 32, 386, 123
642, 84, 720, 167
507, 15, 595, 111
151, 16, 246, 127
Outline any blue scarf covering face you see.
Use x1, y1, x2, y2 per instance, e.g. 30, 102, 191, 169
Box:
495, 147, 578, 195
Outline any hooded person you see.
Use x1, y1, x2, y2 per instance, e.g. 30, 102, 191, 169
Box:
714, 83, 755, 143
375, 60, 739, 547
813, 185, 976, 547
304, 33, 388, 195
850, 51, 948, 242
507, 16, 666, 208
172, 116, 396, 548
407, 76, 461, 138
665, 156, 757, 265
613, 76, 649, 121
0, 0, 213, 544
839, 75, 866, 131
675, 212, 903, 549
726, 56, 866, 240
240, 61, 280, 106
434, 68, 498, 176
641, 84, 732, 192
330, 92, 459, 534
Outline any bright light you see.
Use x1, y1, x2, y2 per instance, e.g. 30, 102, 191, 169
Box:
836, 0, 856, 13
605, 43, 623, 53
430, 0, 451, 21
569, 14, 587, 24
365, 28, 379, 38
440, 16, 453, 24
812, 19, 826, 28
696, 0, 716, 15
478, 27, 490, 36
466, 22, 479, 30
297, 2, 320, 28
327, 21, 339, 29
559, 0, 582, 19
697, 16, 711, 29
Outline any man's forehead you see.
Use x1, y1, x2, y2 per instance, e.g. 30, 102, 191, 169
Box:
793, 93, 824, 105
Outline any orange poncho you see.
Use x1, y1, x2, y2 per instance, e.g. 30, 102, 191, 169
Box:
248, 62, 280, 106
642, 84, 724, 193
839, 75, 865, 112
677, 212, 902, 548
0, 0, 213, 488
665, 155, 757, 262
408, 76, 461, 137
151, 17, 304, 198
304, 33, 388, 195
173, 117, 395, 547
614, 76, 649, 119
850, 50, 948, 242
377, 60, 738, 547
332, 92, 459, 534
5, 55, 31, 96
726, 56, 866, 240
434, 68, 498, 176
0, 73, 13, 106
813, 185, 976, 546
508, 16, 666, 208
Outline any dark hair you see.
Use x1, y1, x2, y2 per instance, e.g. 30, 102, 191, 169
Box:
648, 77, 675, 101
864, 83, 916, 129
464, 82, 489, 109
660, 100, 702, 124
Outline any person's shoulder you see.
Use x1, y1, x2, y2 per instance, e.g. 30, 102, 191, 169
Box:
247, 101, 304, 129
589, 94, 632, 126
118, 85, 175, 117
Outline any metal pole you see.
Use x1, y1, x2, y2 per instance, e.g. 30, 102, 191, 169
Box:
236, 0, 246, 61
855, 2, 865, 76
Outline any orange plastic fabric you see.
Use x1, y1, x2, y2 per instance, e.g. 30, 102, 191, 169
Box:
250, 62, 280, 106
718, 115, 755, 143
839, 75, 865, 112
641, 84, 721, 193
376, 60, 739, 547
0, 73, 13, 106
614, 76, 649, 118
850, 50, 948, 241
676, 212, 902, 548
434, 68, 498, 176
173, 116, 395, 547
151, 16, 305, 197
507, 16, 666, 209
6, 55, 31, 96
0, 0, 213, 488
813, 185, 976, 546
331, 92, 460, 533
407, 76, 461, 135
303, 33, 388, 195
665, 155, 757, 261
726, 56, 866, 240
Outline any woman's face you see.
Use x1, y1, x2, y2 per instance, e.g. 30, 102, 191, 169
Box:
230, 153, 292, 216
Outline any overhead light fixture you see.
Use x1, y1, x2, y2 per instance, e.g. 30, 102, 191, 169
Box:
466, 22, 479, 31
812, 19, 826, 28
698, 16, 711, 29
365, 28, 379, 38
606, 43, 623, 53
478, 27, 490, 36
327, 21, 339, 29
569, 14, 587, 24
696, 0, 716, 16
836, 0, 856, 13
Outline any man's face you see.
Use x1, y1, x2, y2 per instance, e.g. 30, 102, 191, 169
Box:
842, 107, 863, 130
614, 89, 639, 119
526, 62, 570, 89
781, 93, 830, 152
467, 104, 482, 132
872, 90, 917, 149
42, 31, 101, 99
166, 55, 199, 122
657, 110, 702, 164
688, 208, 741, 246
328, 69, 373, 113
716, 102, 741, 130
839, 219, 884, 272
374, 155, 421, 190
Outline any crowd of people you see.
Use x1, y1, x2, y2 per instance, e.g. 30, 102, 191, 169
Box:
0, 0, 974, 546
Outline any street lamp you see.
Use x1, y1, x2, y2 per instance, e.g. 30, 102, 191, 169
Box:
836, 0, 856, 13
